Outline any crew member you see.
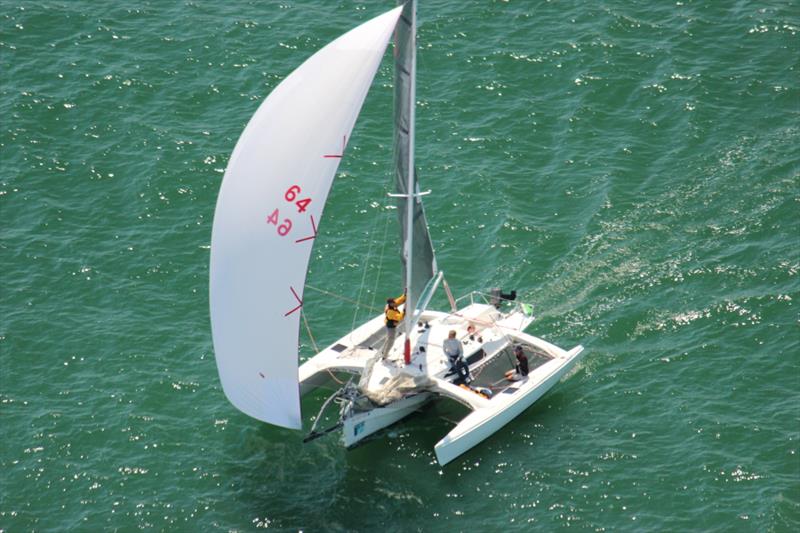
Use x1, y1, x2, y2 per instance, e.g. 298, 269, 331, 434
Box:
444, 330, 471, 384
382, 291, 405, 358
443, 330, 463, 367
505, 345, 529, 381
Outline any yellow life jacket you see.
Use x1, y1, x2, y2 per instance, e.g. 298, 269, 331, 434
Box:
384, 293, 406, 327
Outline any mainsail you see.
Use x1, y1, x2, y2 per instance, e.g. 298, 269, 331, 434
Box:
209, 7, 403, 429
393, 0, 438, 317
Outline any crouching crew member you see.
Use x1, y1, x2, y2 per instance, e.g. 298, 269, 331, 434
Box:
505, 345, 529, 381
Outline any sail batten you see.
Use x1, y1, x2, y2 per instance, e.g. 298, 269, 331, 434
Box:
210, 7, 403, 429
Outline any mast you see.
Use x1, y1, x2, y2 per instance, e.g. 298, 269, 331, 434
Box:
393, 0, 435, 364
403, 0, 417, 361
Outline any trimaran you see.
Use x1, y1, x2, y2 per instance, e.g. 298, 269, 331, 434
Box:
210, 1, 585, 466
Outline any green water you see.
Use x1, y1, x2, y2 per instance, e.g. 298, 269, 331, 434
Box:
1, 1, 798, 531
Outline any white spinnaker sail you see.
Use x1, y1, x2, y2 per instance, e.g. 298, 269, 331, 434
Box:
210, 6, 403, 429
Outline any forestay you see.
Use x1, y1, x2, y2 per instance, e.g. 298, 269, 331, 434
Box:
393, 0, 438, 317
209, 6, 403, 429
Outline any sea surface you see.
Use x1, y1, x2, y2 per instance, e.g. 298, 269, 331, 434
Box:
1, 1, 798, 531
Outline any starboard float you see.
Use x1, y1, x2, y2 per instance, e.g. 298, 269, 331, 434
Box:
209, 1, 585, 466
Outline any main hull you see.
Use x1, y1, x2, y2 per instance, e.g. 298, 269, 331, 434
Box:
341, 392, 432, 447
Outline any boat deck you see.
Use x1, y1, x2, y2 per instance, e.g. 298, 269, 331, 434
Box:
299, 303, 540, 401
468, 346, 554, 394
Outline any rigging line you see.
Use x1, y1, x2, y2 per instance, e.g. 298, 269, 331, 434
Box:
444, 311, 526, 333
441, 308, 519, 367
301, 308, 344, 386
305, 387, 345, 438
370, 201, 393, 311
483, 308, 520, 368
304, 284, 382, 313
325, 368, 345, 385
352, 196, 385, 333
370, 124, 400, 315
301, 309, 320, 354
470, 305, 518, 365
368, 163, 395, 311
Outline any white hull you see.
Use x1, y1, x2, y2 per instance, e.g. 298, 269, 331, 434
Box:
298, 299, 584, 465
341, 392, 432, 447
433, 345, 585, 465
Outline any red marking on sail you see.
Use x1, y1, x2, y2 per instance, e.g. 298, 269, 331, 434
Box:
323, 135, 347, 158
284, 286, 303, 316
404, 338, 411, 365
295, 215, 318, 243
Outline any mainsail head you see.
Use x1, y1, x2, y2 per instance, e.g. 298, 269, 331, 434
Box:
209, 6, 403, 429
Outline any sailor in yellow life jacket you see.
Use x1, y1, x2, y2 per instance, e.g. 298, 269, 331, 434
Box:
382, 292, 406, 357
